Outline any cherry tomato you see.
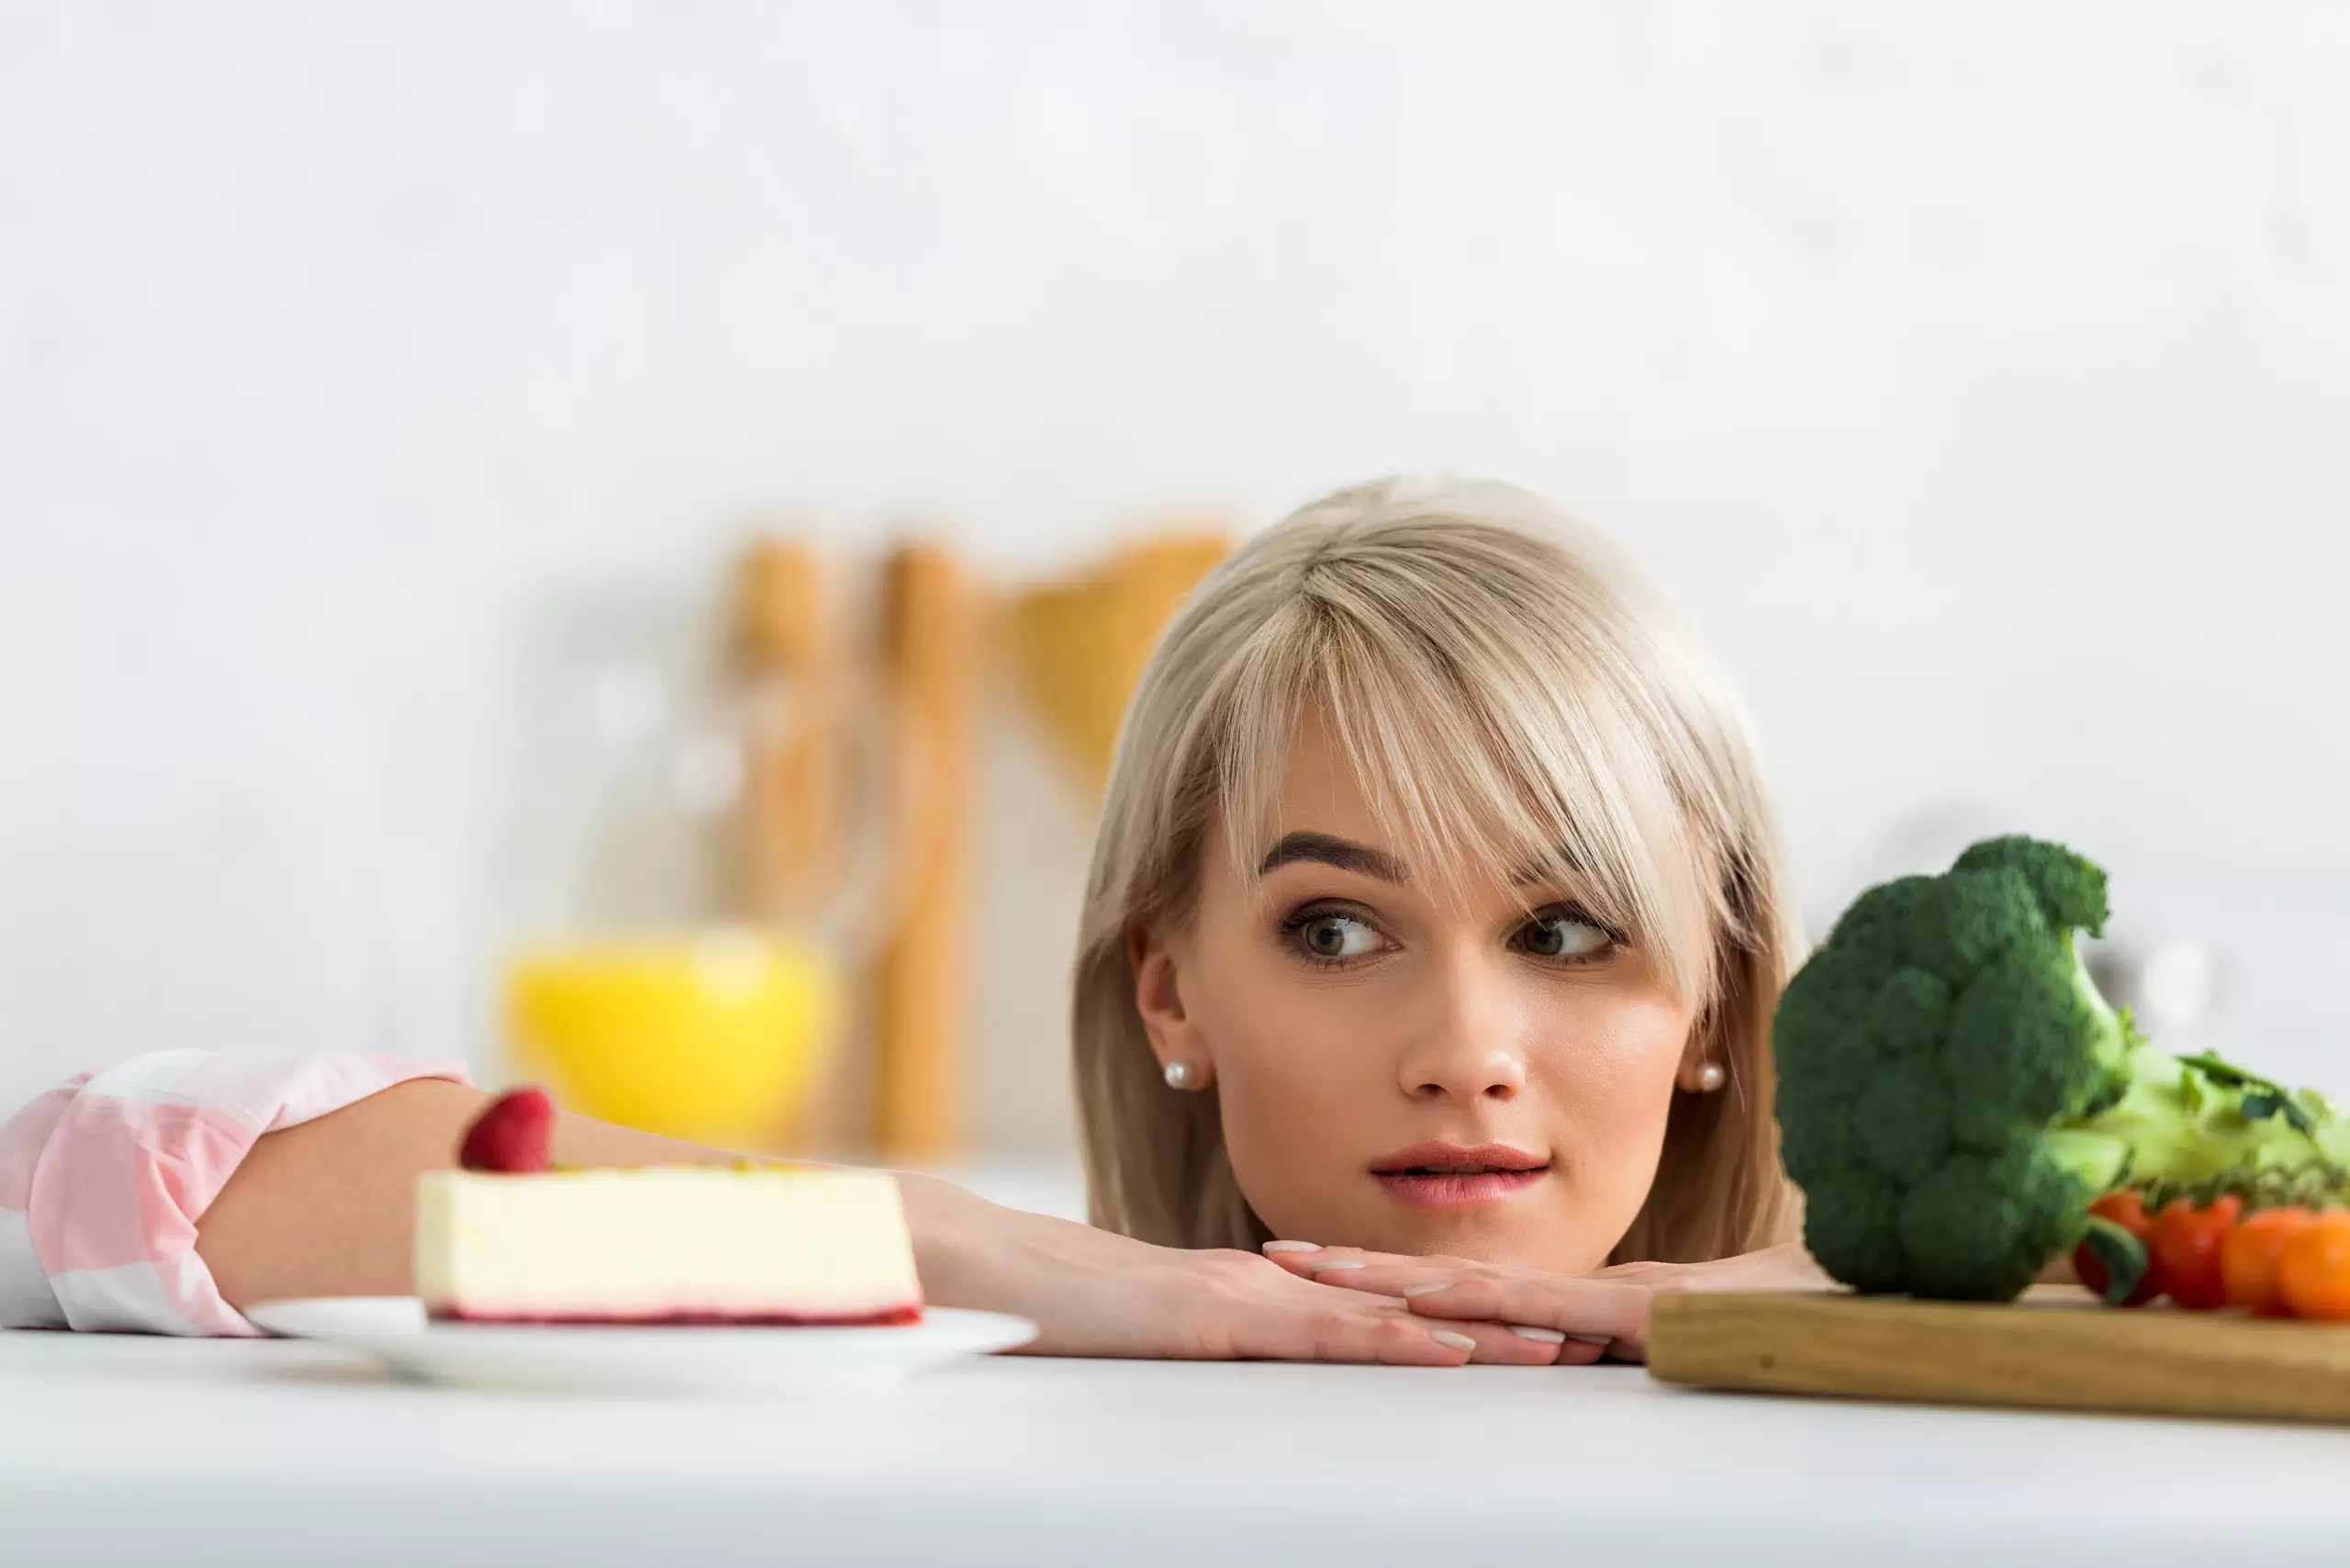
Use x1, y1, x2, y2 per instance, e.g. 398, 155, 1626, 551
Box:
2279, 1211, 2350, 1321
2148, 1194, 2244, 1311
2073, 1191, 2160, 1306
2221, 1206, 2315, 1316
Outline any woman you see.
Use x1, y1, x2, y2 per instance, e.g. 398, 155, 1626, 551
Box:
0, 476, 1821, 1361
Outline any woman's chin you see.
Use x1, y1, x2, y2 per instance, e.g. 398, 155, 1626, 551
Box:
1345, 1186, 1600, 1271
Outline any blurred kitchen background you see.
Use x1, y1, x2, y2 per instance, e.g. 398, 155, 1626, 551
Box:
4, 2, 2347, 1213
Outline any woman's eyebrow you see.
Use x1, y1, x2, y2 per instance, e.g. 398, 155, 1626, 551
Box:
1256, 832, 1409, 884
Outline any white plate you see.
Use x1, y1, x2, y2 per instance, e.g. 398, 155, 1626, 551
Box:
246, 1296, 1037, 1395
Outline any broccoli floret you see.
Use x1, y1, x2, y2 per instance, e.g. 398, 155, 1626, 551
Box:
1775, 834, 2350, 1301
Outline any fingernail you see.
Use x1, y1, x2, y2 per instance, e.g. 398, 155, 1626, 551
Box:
1261, 1240, 1320, 1253
1307, 1259, 1364, 1271
1508, 1326, 1566, 1344
1427, 1330, 1477, 1351
1402, 1282, 1453, 1298
1567, 1333, 1613, 1346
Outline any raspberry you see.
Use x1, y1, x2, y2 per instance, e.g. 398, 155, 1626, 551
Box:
458, 1085, 557, 1173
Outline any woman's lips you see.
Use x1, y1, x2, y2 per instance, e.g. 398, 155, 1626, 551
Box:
1371, 1167, 1549, 1209
1366, 1143, 1550, 1209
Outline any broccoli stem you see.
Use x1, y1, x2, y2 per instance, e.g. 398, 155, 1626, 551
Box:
2052, 940, 2350, 1203
2065, 934, 2133, 1102
2066, 1033, 2350, 1201
2044, 1126, 2132, 1193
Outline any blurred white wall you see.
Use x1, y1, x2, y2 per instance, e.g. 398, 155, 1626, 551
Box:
4, 0, 2348, 1126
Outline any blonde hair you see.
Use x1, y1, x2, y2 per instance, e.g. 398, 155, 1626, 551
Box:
1072, 476, 1800, 1264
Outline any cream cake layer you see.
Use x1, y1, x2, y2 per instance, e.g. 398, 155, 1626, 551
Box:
414, 1165, 923, 1325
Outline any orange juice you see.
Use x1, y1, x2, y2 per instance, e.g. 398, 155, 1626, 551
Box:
505, 930, 837, 1148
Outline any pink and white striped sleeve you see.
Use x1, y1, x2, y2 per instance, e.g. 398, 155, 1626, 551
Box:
0, 1050, 469, 1336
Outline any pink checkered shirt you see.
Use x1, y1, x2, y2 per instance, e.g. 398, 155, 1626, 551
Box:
0, 1050, 468, 1335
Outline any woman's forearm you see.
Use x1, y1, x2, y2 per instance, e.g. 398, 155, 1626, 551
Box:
195, 1081, 1063, 1318
891, 1170, 1163, 1349
193, 1079, 729, 1308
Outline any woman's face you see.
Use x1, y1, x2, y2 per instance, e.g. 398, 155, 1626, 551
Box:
1132, 711, 1708, 1271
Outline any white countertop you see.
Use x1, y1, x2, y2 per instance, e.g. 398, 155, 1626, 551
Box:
6, 1327, 2348, 1566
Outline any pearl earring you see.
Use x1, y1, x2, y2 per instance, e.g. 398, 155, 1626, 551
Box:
1694, 1060, 1726, 1093
1163, 1060, 1195, 1090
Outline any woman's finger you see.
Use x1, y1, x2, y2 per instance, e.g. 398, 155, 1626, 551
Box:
1533, 1331, 1608, 1367
1235, 1297, 1475, 1366
1252, 1253, 1613, 1364
1426, 1316, 1582, 1365
1306, 1267, 1611, 1363
1259, 1242, 1408, 1279
1259, 1241, 1474, 1281
1193, 1253, 1475, 1365
1398, 1272, 1655, 1359
1285, 1302, 1586, 1366
1277, 1260, 1474, 1299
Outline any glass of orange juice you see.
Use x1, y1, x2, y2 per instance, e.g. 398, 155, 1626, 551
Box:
504, 563, 905, 1151
505, 927, 838, 1149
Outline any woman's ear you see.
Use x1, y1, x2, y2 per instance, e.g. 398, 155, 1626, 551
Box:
1128, 924, 1214, 1090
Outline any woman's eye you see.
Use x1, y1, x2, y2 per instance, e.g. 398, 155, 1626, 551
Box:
1515, 913, 1613, 960
1292, 913, 1382, 962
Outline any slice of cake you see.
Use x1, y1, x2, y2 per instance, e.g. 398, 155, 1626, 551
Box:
413, 1087, 923, 1326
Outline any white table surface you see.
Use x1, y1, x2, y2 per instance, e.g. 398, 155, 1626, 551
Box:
6, 1327, 2349, 1566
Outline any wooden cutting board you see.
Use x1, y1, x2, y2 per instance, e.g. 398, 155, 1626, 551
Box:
1647, 1288, 2350, 1423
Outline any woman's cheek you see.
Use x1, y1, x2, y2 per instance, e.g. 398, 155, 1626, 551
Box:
1217, 979, 1380, 1126
1204, 971, 1392, 1225
1547, 978, 1691, 1083
1535, 990, 1694, 1155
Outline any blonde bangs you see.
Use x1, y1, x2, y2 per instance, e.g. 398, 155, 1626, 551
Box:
1208, 513, 1723, 1006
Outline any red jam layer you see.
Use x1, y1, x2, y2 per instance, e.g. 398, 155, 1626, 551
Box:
431, 1303, 924, 1327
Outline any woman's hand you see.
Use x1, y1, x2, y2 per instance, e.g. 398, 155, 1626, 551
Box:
898, 1174, 1575, 1365
1256, 1239, 1828, 1361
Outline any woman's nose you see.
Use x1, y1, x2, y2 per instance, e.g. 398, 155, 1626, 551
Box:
1396, 961, 1529, 1103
